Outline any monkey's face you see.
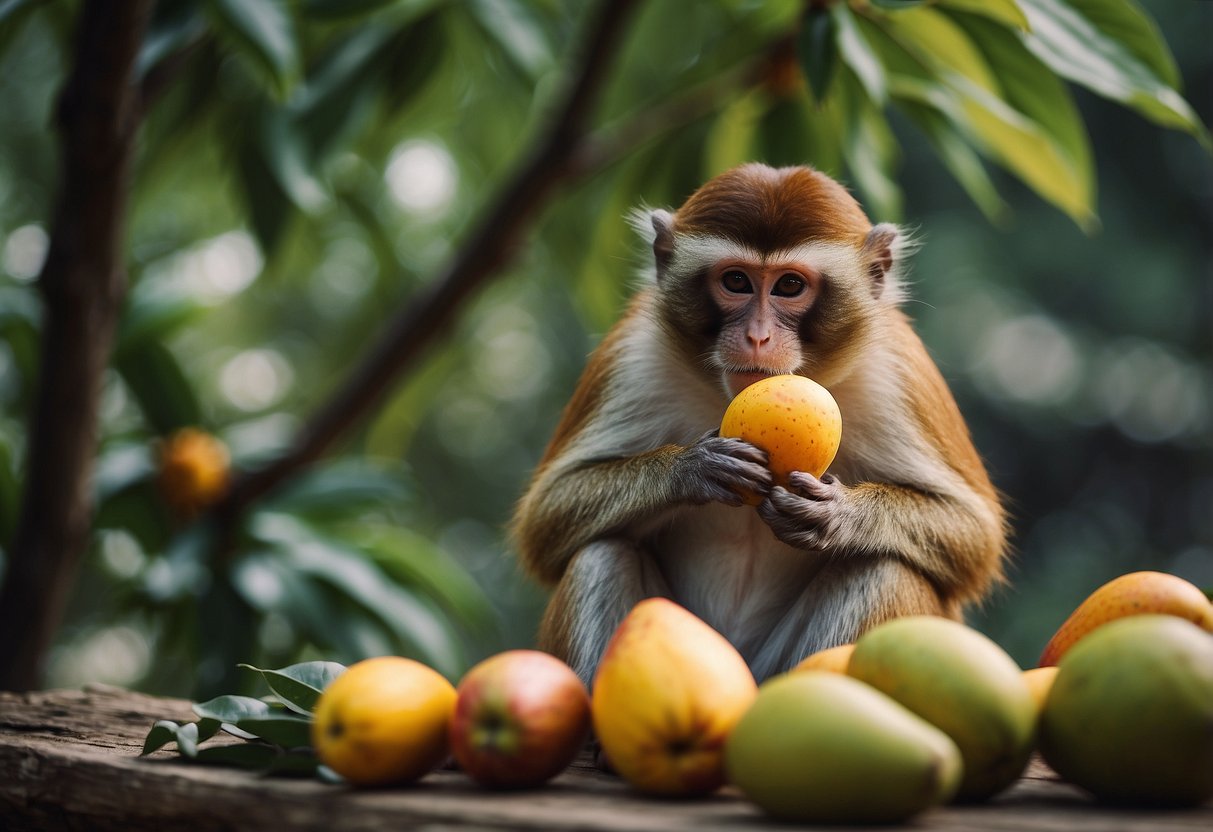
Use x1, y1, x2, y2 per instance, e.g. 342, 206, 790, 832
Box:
645, 164, 902, 397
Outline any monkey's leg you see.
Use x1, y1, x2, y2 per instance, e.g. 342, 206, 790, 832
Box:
537, 538, 669, 688
749, 557, 946, 681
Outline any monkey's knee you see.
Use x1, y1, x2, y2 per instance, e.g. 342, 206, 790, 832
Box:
537, 539, 666, 685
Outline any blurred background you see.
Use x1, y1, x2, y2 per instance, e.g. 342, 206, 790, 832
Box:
0, 0, 1209, 698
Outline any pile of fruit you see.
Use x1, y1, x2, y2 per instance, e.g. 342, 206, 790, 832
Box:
310, 570, 1213, 822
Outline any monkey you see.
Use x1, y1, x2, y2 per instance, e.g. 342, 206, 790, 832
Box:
512, 163, 1006, 687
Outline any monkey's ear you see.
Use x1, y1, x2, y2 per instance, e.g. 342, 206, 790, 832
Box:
862, 223, 899, 299
651, 209, 675, 276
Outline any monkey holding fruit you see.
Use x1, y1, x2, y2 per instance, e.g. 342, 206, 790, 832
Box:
513, 163, 1006, 685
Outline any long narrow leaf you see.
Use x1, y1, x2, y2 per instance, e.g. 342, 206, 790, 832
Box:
833, 5, 887, 105
1018, 0, 1208, 145
208, 0, 300, 97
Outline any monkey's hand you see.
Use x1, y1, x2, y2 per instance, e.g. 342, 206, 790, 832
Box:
757, 471, 851, 550
672, 431, 772, 506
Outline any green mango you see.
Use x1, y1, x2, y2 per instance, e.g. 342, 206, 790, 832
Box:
847, 615, 1035, 801
725, 672, 961, 824
1039, 614, 1213, 806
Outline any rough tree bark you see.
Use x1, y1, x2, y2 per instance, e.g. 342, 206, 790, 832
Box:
0, 0, 155, 690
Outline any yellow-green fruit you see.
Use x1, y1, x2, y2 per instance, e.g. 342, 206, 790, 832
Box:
312, 656, 456, 786
725, 672, 962, 824
1039, 615, 1213, 806
848, 616, 1035, 802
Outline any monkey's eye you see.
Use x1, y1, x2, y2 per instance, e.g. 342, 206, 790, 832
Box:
721, 271, 752, 294
773, 273, 806, 297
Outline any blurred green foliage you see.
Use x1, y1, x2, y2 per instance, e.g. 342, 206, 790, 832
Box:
0, 0, 1209, 695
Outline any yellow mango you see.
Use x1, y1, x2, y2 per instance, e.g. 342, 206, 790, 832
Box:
591, 598, 757, 795
1039, 571, 1213, 666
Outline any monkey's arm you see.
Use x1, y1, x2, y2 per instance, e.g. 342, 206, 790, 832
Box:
513, 433, 771, 585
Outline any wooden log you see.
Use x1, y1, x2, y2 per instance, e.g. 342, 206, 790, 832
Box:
0, 686, 1209, 831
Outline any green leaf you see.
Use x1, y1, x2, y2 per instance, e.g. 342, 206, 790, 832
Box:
115, 290, 208, 361
232, 714, 314, 748
261, 459, 411, 520
798, 6, 837, 105
142, 718, 221, 757
238, 661, 346, 715
938, 0, 1029, 31
256, 110, 330, 213
237, 138, 293, 255
207, 0, 300, 97
193, 694, 274, 724
357, 526, 495, 635
1061, 0, 1179, 88
882, 5, 1000, 94
953, 12, 1093, 209
833, 5, 887, 105
468, 0, 554, 82
192, 743, 280, 769
115, 339, 202, 436
1017, 0, 1209, 146
704, 92, 764, 177
870, 0, 928, 8
899, 100, 1010, 223
251, 513, 462, 677
838, 72, 902, 221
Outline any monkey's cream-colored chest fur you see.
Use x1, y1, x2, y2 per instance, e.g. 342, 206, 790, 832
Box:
648, 503, 825, 661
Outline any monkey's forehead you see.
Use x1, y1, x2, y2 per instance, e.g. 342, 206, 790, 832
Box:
669, 236, 863, 277
674, 164, 872, 251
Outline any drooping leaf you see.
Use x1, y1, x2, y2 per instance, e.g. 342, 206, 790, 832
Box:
238, 661, 346, 715
207, 0, 300, 97
838, 72, 902, 221
938, 0, 1029, 31
954, 12, 1093, 207
899, 100, 1010, 224
832, 4, 887, 105
1017, 0, 1208, 146
882, 5, 1000, 94
256, 110, 330, 214
1061, 0, 1180, 88
797, 5, 837, 105
115, 339, 203, 436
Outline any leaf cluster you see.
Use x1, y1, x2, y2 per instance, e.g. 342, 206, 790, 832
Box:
141, 660, 345, 776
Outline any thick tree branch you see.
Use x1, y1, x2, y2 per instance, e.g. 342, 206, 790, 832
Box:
0, 0, 154, 691
212, 0, 644, 524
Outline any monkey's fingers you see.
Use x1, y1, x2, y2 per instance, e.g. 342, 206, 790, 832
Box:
787, 471, 839, 501
695, 432, 770, 466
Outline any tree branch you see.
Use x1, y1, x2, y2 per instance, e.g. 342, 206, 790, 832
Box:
204, 8, 781, 557
211, 0, 645, 527
0, 0, 154, 691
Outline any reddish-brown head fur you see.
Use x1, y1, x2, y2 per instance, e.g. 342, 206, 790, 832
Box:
673, 164, 872, 250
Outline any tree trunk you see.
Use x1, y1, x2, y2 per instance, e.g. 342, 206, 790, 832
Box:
0, 0, 154, 690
